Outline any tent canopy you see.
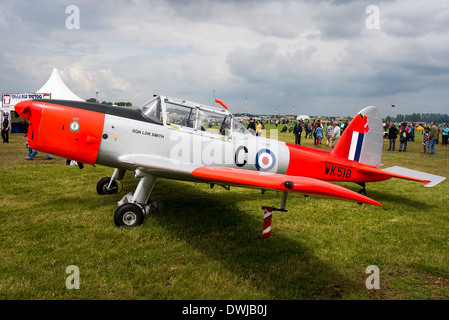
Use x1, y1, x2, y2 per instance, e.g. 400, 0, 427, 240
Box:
296, 115, 310, 121
36, 68, 84, 101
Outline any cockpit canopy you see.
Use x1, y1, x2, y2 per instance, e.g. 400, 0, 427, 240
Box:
139, 95, 249, 137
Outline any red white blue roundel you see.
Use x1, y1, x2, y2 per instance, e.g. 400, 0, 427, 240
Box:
255, 149, 276, 172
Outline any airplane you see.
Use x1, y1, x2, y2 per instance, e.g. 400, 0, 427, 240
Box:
14, 95, 445, 229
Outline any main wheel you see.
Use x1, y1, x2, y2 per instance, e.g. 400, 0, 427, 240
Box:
114, 203, 144, 227
97, 177, 119, 195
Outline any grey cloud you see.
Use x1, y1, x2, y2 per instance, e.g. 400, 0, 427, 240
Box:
2, 0, 449, 116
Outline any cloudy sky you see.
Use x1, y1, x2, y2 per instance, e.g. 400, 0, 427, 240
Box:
1, 0, 449, 117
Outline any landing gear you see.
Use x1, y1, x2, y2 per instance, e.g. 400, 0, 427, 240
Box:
97, 177, 119, 195
97, 168, 126, 195
357, 182, 366, 196
357, 182, 366, 205
114, 203, 144, 227
114, 170, 158, 227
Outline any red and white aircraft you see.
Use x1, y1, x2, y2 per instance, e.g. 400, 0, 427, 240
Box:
15, 96, 445, 228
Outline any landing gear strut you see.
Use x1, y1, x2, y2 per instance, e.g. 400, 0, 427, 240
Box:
114, 170, 159, 227
357, 182, 366, 196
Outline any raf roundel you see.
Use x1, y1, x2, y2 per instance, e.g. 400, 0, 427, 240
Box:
255, 148, 276, 172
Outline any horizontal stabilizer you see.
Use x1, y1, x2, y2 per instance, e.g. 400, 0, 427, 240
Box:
382, 166, 446, 187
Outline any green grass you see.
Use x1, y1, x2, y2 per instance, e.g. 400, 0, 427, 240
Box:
1, 129, 448, 300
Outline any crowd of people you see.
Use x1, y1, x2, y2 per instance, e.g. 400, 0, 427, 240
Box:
386, 121, 448, 155
245, 115, 448, 156
290, 119, 345, 149
246, 117, 347, 149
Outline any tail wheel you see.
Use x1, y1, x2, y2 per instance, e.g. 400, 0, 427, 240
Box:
114, 203, 144, 227
97, 177, 119, 195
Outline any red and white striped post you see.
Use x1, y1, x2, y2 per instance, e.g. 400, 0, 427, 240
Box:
262, 207, 273, 239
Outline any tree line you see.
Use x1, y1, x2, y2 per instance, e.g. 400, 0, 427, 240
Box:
86, 98, 133, 106
395, 113, 449, 123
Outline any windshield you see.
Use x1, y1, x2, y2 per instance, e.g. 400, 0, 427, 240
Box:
197, 108, 249, 136
139, 96, 163, 124
232, 117, 249, 135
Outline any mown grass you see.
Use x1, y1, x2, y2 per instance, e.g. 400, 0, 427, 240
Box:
1, 128, 448, 300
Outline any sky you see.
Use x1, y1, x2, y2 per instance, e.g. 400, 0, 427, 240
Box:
1, 0, 449, 117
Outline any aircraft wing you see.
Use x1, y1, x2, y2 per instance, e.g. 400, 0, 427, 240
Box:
192, 166, 383, 206
118, 155, 381, 206
118, 154, 201, 180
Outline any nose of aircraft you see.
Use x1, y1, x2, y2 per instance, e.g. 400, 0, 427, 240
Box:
14, 100, 33, 120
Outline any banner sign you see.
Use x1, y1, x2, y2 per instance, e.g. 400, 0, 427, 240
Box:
2, 93, 51, 111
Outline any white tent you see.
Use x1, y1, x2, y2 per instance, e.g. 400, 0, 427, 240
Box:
297, 115, 310, 121
36, 68, 84, 101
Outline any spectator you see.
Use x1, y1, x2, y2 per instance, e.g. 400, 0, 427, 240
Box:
330, 122, 341, 149
428, 122, 439, 154
293, 120, 302, 145
247, 118, 256, 135
388, 124, 399, 151
315, 124, 323, 147
422, 126, 430, 154
399, 122, 410, 152
325, 122, 334, 146
255, 120, 262, 136
2, 113, 10, 143
441, 124, 448, 146
409, 123, 415, 142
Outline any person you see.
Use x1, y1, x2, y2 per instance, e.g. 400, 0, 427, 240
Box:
25, 142, 38, 160
2, 113, 11, 143
388, 124, 399, 151
247, 118, 256, 135
304, 121, 311, 138
330, 122, 340, 149
280, 124, 287, 132
315, 124, 323, 147
428, 122, 439, 154
23, 124, 52, 160
288, 121, 294, 133
399, 122, 410, 152
409, 123, 415, 142
422, 126, 430, 154
312, 121, 318, 146
255, 120, 262, 136
442, 124, 448, 146
293, 120, 302, 145
325, 122, 334, 146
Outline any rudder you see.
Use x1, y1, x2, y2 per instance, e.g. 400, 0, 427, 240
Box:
331, 106, 383, 167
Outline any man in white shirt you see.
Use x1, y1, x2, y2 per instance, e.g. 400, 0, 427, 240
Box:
331, 121, 341, 149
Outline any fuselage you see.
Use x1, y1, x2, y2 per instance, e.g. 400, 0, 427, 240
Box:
14, 96, 389, 185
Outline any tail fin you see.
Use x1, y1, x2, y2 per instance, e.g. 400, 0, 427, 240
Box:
331, 106, 383, 167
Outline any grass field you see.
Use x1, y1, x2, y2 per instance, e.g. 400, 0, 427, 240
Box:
1, 127, 448, 300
